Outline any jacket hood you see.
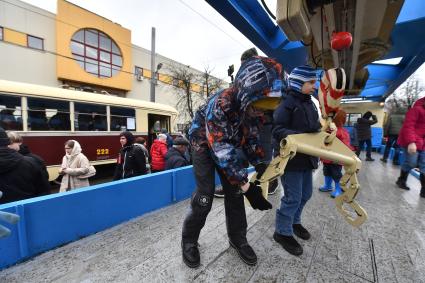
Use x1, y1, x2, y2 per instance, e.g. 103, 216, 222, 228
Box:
67, 140, 82, 158
165, 147, 184, 160
0, 147, 24, 174
233, 56, 283, 111
413, 97, 425, 109
18, 144, 31, 155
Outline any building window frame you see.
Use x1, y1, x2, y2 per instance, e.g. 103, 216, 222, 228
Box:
70, 29, 123, 78
135, 66, 143, 81
27, 34, 44, 50
345, 113, 362, 127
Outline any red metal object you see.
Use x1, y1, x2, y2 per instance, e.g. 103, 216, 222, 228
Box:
331, 31, 352, 51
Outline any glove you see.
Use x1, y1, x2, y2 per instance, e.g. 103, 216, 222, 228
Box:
244, 183, 272, 210
254, 163, 268, 180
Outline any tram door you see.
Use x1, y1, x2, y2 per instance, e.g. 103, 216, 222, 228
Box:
147, 114, 170, 148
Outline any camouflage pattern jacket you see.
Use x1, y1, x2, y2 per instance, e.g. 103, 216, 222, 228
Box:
189, 56, 282, 185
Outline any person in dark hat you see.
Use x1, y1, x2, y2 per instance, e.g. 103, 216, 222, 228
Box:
113, 131, 147, 180
165, 136, 190, 170
181, 56, 281, 268
240, 47, 258, 62
161, 128, 174, 148
355, 110, 378, 161
0, 127, 50, 204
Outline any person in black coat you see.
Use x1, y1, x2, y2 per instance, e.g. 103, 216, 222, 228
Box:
165, 136, 190, 170
272, 65, 321, 256
6, 131, 50, 186
113, 131, 147, 180
0, 127, 50, 204
355, 111, 377, 161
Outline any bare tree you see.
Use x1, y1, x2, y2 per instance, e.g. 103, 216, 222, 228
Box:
385, 74, 424, 112
166, 64, 225, 123
200, 65, 225, 99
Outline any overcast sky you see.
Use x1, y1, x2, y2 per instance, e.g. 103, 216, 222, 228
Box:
20, 0, 271, 82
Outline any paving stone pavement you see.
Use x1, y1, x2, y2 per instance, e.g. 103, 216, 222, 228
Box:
1, 153, 424, 283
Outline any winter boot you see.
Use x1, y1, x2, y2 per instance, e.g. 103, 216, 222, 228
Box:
396, 170, 410, 190
420, 173, 425, 198
273, 232, 303, 256
319, 176, 333, 192
330, 178, 343, 198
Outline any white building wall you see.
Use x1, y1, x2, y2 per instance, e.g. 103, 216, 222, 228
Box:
0, 0, 57, 86
0, 0, 225, 129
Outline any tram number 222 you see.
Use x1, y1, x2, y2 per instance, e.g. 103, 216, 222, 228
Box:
97, 148, 110, 155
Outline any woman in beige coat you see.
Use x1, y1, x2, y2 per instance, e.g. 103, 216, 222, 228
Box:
59, 140, 91, 192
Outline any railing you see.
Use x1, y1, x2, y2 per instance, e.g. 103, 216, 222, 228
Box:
0, 165, 220, 270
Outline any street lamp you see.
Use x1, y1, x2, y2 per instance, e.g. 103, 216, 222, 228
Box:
150, 62, 163, 102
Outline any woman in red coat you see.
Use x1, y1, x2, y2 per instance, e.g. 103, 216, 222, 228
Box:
396, 97, 425, 197
150, 134, 168, 172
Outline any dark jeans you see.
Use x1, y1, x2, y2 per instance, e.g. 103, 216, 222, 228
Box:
182, 146, 248, 245
356, 139, 372, 158
383, 135, 400, 162
276, 170, 313, 235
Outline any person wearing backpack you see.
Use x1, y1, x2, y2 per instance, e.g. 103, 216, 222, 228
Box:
113, 131, 147, 180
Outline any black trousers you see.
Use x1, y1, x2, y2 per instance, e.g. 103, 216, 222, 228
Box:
356, 139, 372, 158
383, 135, 400, 162
182, 146, 248, 245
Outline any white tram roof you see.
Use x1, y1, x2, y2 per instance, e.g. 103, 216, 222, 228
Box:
0, 80, 178, 115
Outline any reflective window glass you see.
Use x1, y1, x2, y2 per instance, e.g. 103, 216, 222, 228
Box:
85, 30, 98, 47
70, 29, 122, 78
99, 35, 111, 51
27, 35, 43, 50
75, 103, 107, 131
71, 41, 84, 56
0, 94, 22, 130
110, 107, 136, 131
27, 97, 70, 131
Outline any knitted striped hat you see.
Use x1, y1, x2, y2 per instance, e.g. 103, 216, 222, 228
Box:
288, 65, 317, 93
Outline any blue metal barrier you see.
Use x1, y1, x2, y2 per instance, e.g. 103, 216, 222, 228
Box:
345, 126, 383, 150
0, 165, 201, 270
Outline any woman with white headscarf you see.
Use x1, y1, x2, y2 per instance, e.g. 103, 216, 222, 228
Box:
59, 140, 91, 192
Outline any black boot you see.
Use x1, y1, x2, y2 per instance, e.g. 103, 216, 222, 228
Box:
420, 173, 425, 198
273, 232, 303, 256
229, 240, 257, 265
182, 241, 200, 268
293, 224, 311, 240
396, 170, 410, 190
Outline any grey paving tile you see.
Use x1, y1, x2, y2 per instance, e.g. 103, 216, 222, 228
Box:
1, 154, 424, 282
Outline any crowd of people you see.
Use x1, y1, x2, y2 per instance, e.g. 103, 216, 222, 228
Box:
0, 126, 191, 204
0, 48, 424, 268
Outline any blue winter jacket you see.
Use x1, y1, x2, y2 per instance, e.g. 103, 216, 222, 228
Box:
272, 90, 321, 170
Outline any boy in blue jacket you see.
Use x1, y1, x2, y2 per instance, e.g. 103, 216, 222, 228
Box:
272, 65, 321, 256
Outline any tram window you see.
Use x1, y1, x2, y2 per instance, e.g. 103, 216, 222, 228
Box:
75, 103, 107, 131
0, 94, 22, 130
110, 107, 136, 131
27, 98, 70, 131
346, 113, 362, 126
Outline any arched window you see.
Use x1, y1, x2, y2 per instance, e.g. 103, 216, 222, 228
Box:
70, 29, 122, 78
